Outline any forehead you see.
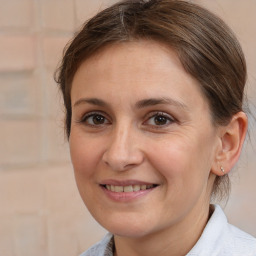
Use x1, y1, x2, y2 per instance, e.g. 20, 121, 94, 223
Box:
71, 40, 209, 112
78, 40, 184, 79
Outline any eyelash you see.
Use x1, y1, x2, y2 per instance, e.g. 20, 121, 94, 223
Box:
78, 111, 111, 127
143, 111, 175, 128
78, 111, 175, 128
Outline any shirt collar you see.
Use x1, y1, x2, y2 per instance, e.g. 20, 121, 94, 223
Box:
101, 204, 229, 256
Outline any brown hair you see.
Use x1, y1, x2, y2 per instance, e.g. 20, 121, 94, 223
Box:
55, 0, 247, 199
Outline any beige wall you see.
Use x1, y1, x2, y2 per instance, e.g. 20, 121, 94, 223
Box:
0, 0, 255, 255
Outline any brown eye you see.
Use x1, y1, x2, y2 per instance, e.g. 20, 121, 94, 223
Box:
145, 112, 174, 127
92, 115, 105, 124
154, 115, 168, 125
81, 113, 110, 126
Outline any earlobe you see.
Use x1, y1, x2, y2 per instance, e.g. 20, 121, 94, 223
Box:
212, 111, 248, 176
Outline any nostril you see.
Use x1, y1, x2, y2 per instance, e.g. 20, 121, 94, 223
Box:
101, 131, 144, 172
102, 148, 144, 172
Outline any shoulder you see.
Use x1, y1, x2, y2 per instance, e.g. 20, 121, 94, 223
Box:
188, 204, 256, 256
79, 233, 114, 256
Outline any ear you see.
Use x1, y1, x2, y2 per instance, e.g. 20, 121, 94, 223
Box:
211, 111, 248, 176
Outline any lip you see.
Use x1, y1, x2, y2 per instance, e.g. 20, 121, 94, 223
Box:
99, 179, 159, 202
100, 179, 157, 186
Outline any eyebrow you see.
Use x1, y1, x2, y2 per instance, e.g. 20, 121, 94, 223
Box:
73, 98, 108, 108
73, 97, 188, 110
135, 97, 188, 110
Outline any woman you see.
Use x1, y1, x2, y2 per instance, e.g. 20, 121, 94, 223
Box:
55, 0, 256, 255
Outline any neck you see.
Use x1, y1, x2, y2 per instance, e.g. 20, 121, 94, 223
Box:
114, 203, 211, 256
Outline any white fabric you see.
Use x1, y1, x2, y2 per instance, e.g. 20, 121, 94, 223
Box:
187, 205, 256, 256
80, 204, 256, 256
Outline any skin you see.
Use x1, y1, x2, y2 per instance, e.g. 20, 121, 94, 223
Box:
69, 40, 247, 256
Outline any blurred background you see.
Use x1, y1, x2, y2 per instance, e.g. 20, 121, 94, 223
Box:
0, 0, 255, 255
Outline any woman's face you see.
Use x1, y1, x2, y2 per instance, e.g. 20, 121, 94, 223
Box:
69, 41, 220, 238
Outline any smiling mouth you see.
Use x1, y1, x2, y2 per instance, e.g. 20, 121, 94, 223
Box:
101, 184, 158, 193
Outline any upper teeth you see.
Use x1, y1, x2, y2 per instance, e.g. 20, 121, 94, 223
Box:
106, 184, 154, 192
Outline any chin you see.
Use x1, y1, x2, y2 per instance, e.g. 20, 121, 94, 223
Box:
98, 216, 154, 238
109, 226, 151, 238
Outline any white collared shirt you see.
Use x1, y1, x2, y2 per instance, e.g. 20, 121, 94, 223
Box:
80, 204, 256, 256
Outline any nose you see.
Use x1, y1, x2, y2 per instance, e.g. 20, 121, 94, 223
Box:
102, 125, 144, 171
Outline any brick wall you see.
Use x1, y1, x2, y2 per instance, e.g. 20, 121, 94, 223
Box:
0, 0, 255, 255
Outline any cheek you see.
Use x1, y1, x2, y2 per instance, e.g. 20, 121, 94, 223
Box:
69, 132, 102, 179
147, 136, 212, 188
147, 138, 195, 175
69, 133, 105, 207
